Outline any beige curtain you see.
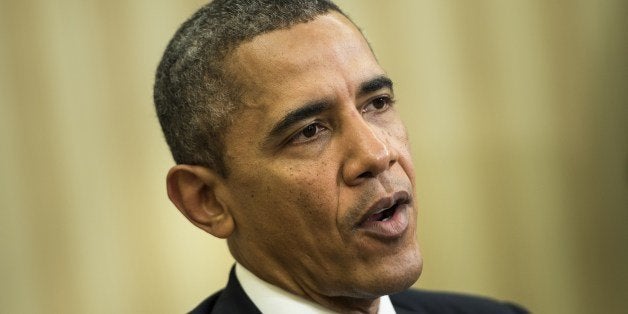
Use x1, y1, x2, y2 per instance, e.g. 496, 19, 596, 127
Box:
1, 0, 626, 313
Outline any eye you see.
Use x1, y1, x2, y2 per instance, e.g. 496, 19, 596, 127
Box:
289, 122, 327, 144
302, 124, 318, 137
363, 96, 395, 113
372, 97, 388, 109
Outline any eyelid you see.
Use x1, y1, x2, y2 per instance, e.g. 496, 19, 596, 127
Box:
286, 121, 328, 145
362, 94, 396, 113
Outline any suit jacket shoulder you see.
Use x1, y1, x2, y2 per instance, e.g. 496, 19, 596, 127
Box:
189, 268, 260, 314
391, 289, 529, 314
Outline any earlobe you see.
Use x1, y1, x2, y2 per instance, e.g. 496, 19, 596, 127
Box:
166, 165, 234, 238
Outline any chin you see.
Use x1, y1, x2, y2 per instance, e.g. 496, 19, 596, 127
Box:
373, 254, 422, 295
346, 249, 423, 298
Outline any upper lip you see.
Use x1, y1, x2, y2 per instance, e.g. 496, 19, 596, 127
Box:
358, 190, 411, 225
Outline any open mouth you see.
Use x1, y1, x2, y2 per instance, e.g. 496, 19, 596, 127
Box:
365, 202, 399, 222
356, 191, 412, 238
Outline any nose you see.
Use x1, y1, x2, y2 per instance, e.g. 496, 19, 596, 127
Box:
341, 116, 398, 186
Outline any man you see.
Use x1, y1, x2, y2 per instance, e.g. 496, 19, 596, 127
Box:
154, 0, 527, 313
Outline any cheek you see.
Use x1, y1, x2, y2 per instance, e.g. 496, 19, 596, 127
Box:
281, 165, 340, 225
377, 119, 416, 191
397, 142, 415, 184
231, 160, 341, 234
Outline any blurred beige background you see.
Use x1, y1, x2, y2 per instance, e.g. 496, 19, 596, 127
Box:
1, 0, 627, 313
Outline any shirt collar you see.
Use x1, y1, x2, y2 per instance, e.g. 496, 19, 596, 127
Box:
235, 263, 396, 314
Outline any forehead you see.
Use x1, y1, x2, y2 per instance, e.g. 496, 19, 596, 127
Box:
226, 12, 384, 112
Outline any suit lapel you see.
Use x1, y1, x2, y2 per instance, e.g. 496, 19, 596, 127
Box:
211, 267, 262, 314
393, 307, 423, 314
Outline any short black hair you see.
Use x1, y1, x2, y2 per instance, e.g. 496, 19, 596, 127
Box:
153, 0, 343, 176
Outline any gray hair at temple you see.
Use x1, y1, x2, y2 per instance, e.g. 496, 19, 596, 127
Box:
153, 0, 344, 177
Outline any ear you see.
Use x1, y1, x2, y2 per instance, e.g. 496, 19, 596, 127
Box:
166, 164, 234, 238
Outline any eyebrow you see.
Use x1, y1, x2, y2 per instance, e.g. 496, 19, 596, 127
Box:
358, 75, 394, 96
264, 75, 394, 145
267, 100, 331, 139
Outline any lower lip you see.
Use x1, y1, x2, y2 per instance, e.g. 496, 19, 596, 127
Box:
358, 204, 410, 239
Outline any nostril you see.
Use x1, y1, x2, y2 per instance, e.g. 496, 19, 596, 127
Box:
357, 171, 374, 179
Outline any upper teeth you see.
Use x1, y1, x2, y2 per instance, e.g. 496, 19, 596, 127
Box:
375, 204, 394, 214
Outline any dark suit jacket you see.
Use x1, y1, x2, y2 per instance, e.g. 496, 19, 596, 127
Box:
190, 268, 528, 314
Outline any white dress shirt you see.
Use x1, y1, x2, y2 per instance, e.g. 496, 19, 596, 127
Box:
235, 263, 397, 314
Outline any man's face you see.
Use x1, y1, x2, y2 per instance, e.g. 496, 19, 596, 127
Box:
221, 12, 422, 298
